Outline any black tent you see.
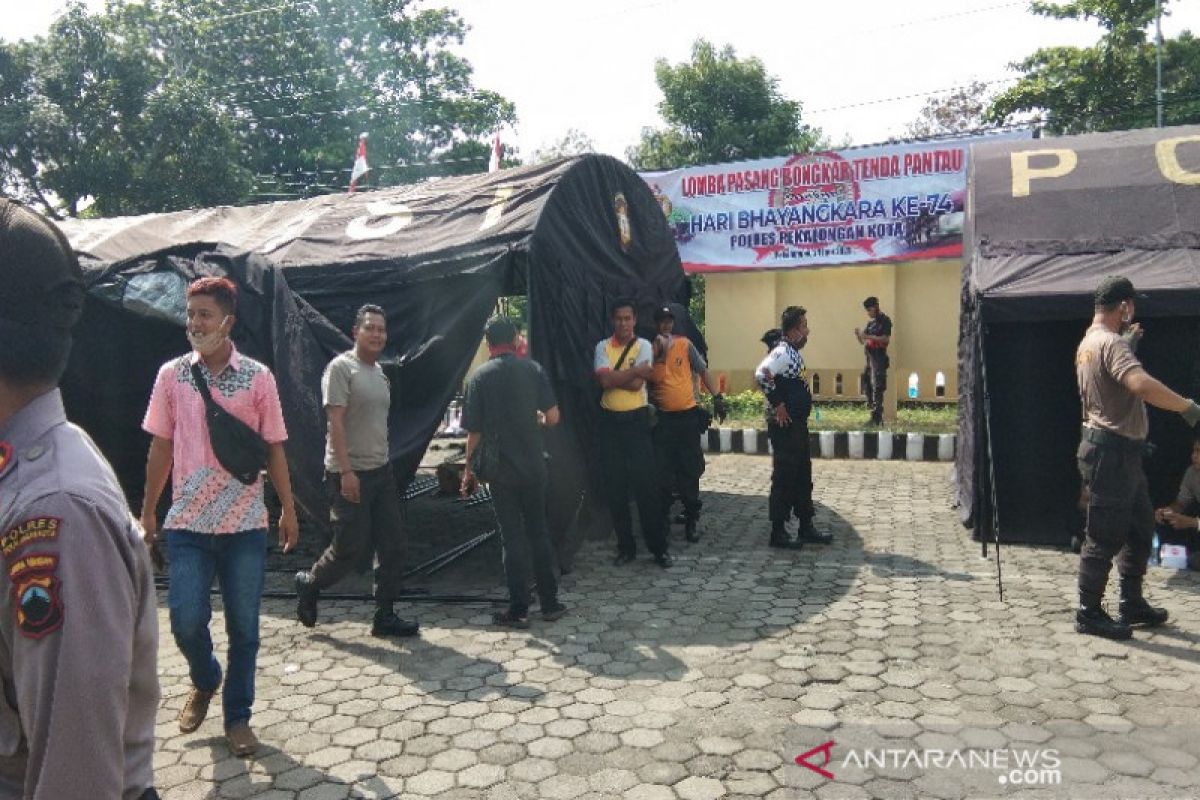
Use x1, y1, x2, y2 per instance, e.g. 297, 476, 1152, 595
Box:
59, 154, 698, 538
957, 124, 1200, 545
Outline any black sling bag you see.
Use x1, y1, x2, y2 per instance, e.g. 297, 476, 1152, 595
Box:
190, 362, 270, 485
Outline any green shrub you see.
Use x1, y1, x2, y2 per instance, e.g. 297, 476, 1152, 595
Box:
711, 391, 957, 434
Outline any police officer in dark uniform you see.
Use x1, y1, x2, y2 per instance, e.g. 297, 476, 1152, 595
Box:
1074, 275, 1200, 640
756, 306, 831, 548
0, 200, 160, 798
854, 296, 892, 426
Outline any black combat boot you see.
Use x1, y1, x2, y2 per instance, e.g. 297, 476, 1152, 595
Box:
1116, 576, 1169, 627
372, 605, 420, 638
685, 518, 700, 543
769, 523, 802, 550
1074, 606, 1132, 640
295, 571, 319, 628
797, 519, 832, 545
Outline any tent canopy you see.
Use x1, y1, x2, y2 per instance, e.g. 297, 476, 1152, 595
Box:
59, 154, 697, 534
957, 124, 1200, 544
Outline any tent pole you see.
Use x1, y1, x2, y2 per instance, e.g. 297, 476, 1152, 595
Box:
978, 322, 1005, 600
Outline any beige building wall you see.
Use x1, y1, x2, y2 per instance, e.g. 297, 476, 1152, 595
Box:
704, 259, 960, 413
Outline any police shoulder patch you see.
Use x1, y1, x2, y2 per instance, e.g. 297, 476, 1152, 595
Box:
9, 553, 63, 640
1, 517, 61, 560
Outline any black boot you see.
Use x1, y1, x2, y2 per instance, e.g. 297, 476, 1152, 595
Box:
684, 518, 700, 543
372, 605, 420, 638
1075, 606, 1132, 640
1117, 576, 1169, 627
769, 523, 802, 550
295, 571, 319, 628
797, 519, 832, 544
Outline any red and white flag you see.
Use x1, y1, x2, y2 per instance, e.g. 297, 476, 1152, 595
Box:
488, 133, 502, 173
349, 133, 369, 192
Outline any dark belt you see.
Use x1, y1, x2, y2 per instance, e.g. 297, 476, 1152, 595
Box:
600, 406, 650, 420
658, 407, 698, 417
1081, 426, 1145, 453
327, 463, 390, 478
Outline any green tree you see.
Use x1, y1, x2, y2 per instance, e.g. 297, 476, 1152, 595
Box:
906, 80, 993, 139
987, 0, 1200, 133
0, 0, 515, 216
627, 39, 820, 170
158, 0, 514, 198
529, 128, 595, 164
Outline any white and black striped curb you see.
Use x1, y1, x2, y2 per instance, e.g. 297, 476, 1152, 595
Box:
702, 428, 956, 461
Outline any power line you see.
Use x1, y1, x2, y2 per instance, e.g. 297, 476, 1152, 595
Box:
806, 77, 1019, 115
858, 1, 1024, 35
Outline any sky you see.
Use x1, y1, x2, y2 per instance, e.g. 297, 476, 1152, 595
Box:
7, 0, 1200, 161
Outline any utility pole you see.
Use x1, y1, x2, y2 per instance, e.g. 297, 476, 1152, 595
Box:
1156, 0, 1164, 128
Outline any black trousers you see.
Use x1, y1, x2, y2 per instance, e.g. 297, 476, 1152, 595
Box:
767, 420, 813, 526
491, 474, 559, 616
862, 353, 888, 420
310, 465, 405, 603
1076, 437, 1154, 608
654, 407, 705, 523
598, 407, 667, 556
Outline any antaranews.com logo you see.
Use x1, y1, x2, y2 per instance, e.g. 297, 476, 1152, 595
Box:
796, 740, 1062, 787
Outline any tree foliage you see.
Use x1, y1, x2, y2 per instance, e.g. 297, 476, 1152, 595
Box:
986, 0, 1200, 134
529, 128, 595, 164
906, 81, 993, 139
0, 0, 515, 216
627, 40, 820, 170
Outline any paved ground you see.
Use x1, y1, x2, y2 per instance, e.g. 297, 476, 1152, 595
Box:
153, 455, 1200, 799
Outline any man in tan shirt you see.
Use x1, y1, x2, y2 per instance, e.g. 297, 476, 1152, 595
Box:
1074, 275, 1200, 640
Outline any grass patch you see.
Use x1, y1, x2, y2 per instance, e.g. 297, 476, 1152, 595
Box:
718, 390, 957, 434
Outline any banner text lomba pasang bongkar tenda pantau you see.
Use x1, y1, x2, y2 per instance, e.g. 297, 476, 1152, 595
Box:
640, 132, 1029, 273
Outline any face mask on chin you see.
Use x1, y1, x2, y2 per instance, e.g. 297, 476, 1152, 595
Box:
187, 316, 231, 356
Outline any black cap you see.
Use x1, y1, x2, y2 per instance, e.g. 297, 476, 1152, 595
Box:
1094, 275, 1143, 307
0, 200, 84, 329
863, 296, 879, 309
653, 305, 675, 322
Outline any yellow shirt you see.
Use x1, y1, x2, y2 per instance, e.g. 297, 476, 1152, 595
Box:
594, 336, 651, 411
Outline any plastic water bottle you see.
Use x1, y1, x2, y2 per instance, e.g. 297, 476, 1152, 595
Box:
907, 372, 919, 399
1149, 531, 1160, 566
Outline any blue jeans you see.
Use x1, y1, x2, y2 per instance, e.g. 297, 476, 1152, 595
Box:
166, 528, 266, 729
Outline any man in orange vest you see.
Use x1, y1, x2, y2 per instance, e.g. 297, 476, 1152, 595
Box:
650, 305, 725, 543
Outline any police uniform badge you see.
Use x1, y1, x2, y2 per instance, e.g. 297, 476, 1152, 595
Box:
9, 553, 63, 639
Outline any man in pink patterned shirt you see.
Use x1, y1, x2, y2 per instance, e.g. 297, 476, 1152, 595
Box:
140, 276, 298, 758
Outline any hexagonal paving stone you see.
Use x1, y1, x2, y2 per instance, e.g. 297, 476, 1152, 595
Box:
457, 762, 505, 788
625, 784, 677, 800
404, 769, 455, 796
537, 773, 591, 799
675, 775, 727, 800
508, 757, 557, 783
621, 728, 666, 748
